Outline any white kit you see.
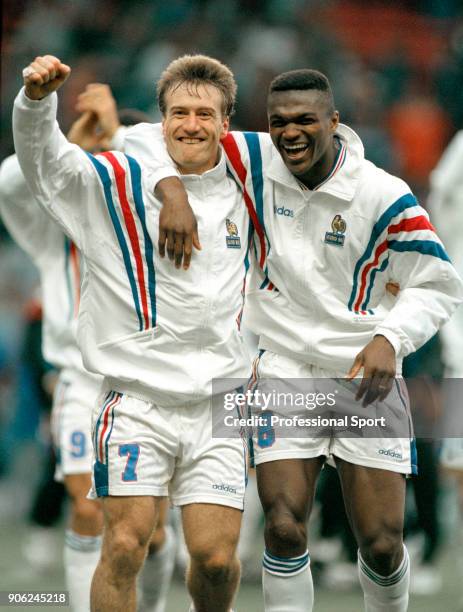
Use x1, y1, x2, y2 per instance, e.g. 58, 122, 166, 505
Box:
0, 154, 102, 478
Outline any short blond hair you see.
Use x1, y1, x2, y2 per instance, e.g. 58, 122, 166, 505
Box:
157, 54, 237, 117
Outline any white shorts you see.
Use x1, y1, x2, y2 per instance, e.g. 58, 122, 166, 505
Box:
441, 439, 463, 470
51, 368, 103, 481
250, 351, 416, 475
89, 390, 247, 510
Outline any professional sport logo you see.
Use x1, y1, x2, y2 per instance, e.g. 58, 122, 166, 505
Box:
225, 218, 241, 249
324, 214, 347, 247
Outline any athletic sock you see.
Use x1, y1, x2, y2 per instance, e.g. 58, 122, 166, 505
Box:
358, 545, 410, 612
64, 530, 101, 612
263, 549, 313, 612
139, 525, 176, 612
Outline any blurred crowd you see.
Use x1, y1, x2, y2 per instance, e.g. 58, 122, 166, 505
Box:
1, 0, 463, 603
2, 0, 463, 180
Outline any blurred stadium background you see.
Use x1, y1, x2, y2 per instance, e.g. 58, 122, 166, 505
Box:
1, 1, 463, 610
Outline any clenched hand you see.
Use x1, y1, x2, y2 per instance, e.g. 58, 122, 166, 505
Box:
23, 55, 71, 100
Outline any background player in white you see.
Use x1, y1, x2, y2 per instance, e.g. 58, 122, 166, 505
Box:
1, 86, 176, 612
0, 106, 105, 612
14, 54, 252, 612
149, 69, 463, 612
428, 129, 463, 609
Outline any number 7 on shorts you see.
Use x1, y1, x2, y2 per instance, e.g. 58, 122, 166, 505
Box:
119, 443, 140, 482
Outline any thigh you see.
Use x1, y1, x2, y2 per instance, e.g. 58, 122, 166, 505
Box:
336, 458, 406, 542
91, 391, 177, 498
330, 377, 416, 475
250, 352, 331, 466
171, 401, 247, 510
182, 503, 242, 558
65, 472, 94, 500
257, 457, 324, 520
101, 496, 160, 546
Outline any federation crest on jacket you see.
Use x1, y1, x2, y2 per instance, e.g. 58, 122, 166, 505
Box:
325, 214, 346, 247
226, 218, 241, 249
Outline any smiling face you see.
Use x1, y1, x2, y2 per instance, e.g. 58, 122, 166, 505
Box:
268, 89, 339, 188
162, 82, 229, 175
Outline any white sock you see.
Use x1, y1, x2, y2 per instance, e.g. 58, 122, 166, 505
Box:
263, 549, 313, 612
139, 525, 176, 612
64, 530, 101, 612
358, 545, 410, 612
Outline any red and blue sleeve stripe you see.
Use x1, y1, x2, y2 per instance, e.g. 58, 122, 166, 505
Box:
87, 152, 157, 331
242, 132, 267, 246
222, 132, 278, 292
242, 132, 278, 289
126, 154, 157, 328
387, 239, 450, 261
99, 152, 151, 329
222, 133, 269, 271
348, 193, 450, 314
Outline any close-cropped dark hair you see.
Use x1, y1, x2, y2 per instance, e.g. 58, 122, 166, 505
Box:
269, 69, 335, 114
157, 54, 236, 117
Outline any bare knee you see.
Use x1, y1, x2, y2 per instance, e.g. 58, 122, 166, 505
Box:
103, 528, 150, 579
359, 526, 404, 575
264, 508, 306, 556
191, 549, 237, 586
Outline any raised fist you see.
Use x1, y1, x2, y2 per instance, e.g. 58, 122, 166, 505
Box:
22, 55, 71, 100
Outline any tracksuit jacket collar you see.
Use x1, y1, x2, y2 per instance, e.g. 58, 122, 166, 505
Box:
266, 123, 364, 203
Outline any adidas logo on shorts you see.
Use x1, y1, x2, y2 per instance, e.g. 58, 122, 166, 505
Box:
212, 483, 237, 494
378, 448, 402, 459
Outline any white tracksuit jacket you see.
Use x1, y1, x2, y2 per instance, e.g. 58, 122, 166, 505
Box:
428, 131, 463, 375
129, 122, 463, 374
13, 89, 251, 406
0, 153, 91, 374
224, 126, 463, 373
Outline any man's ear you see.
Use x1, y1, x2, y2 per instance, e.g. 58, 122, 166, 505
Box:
221, 116, 230, 139
331, 111, 340, 133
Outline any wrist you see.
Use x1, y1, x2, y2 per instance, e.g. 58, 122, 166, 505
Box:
20, 87, 52, 107
155, 177, 186, 200
374, 334, 395, 353
373, 327, 401, 356
24, 89, 45, 101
